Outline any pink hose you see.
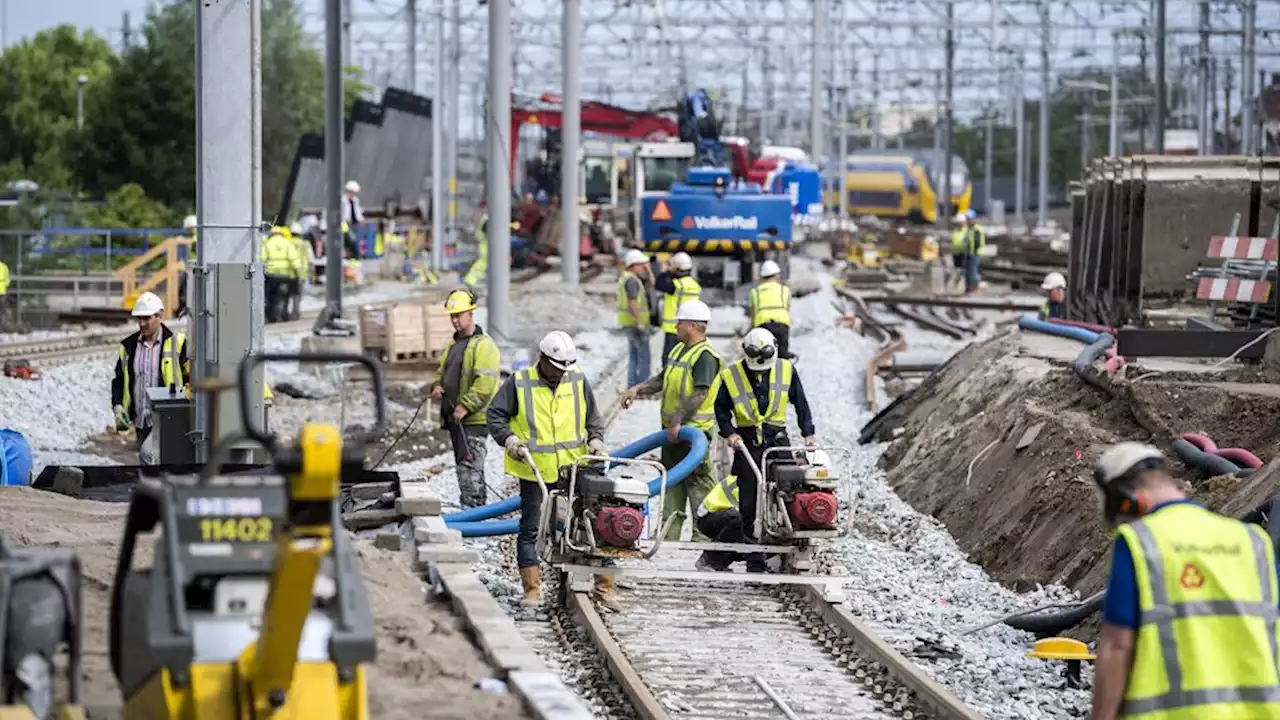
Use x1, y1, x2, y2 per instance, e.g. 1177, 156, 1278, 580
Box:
1050, 318, 1116, 335
1179, 432, 1263, 469
1103, 345, 1126, 375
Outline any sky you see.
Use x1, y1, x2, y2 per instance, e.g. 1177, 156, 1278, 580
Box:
1, 0, 152, 51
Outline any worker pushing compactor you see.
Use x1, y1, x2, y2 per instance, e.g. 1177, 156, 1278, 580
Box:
710, 327, 816, 572
654, 252, 702, 366
110, 291, 188, 466
429, 288, 501, 509
486, 331, 612, 608
621, 299, 720, 542
746, 259, 793, 360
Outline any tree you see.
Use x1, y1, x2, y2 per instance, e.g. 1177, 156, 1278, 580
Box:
82, 183, 179, 229
0, 25, 116, 189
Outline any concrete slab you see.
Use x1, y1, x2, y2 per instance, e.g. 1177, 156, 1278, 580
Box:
300, 334, 361, 354
1148, 380, 1280, 399
415, 545, 480, 566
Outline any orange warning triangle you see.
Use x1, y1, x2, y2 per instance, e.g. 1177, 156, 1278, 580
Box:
651, 200, 672, 221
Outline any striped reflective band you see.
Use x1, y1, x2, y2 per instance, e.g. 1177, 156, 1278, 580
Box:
660, 343, 716, 426
515, 371, 586, 454
697, 476, 739, 518
751, 284, 790, 311
727, 360, 786, 427
1123, 522, 1280, 716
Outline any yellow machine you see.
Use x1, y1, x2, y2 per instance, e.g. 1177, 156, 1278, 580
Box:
109, 352, 386, 719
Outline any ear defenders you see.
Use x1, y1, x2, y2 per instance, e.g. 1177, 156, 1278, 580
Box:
1094, 457, 1164, 523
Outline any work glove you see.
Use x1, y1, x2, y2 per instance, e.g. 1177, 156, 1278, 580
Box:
588, 438, 606, 455
112, 405, 131, 431
504, 435, 528, 460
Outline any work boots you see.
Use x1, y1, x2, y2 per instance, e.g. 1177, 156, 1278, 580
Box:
519, 566, 541, 607
593, 574, 621, 612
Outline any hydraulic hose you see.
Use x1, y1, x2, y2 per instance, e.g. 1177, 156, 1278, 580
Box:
1074, 332, 1115, 391
445, 426, 710, 537
1180, 432, 1264, 470
1002, 592, 1106, 635
1018, 314, 1100, 344
1049, 317, 1115, 335
1173, 438, 1252, 478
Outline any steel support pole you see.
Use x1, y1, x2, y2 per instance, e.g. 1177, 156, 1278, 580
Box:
1110, 40, 1120, 156
430, 0, 445, 272
1241, 0, 1257, 155
1037, 0, 1049, 229
1014, 64, 1025, 225
983, 111, 993, 212
783, 4, 792, 145
407, 0, 417, 92
486, 0, 512, 340
319, 0, 345, 331
1198, 1, 1210, 153
1081, 102, 1092, 169
810, 0, 826, 161
446, 0, 460, 248
933, 70, 942, 157
1154, 0, 1166, 152
838, 87, 848, 219
942, 0, 954, 228
560, 0, 581, 285
193, 0, 263, 463
872, 56, 882, 150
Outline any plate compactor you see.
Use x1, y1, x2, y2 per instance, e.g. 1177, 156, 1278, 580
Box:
740, 443, 843, 573
109, 352, 385, 719
535, 454, 679, 565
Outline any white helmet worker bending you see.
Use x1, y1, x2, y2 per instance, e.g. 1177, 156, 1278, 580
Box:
742, 327, 778, 372
759, 259, 781, 279
1041, 272, 1067, 291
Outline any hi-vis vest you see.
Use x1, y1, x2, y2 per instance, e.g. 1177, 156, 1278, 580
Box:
118, 333, 187, 416
750, 280, 792, 327
505, 366, 588, 483
698, 475, 740, 518
0, 260, 9, 295
261, 233, 297, 276
434, 332, 502, 426
1117, 503, 1280, 719
719, 358, 792, 444
616, 271, 651, 328
661, 340, 720, 432
951, 225, 986, 255
661, 275, 702, 334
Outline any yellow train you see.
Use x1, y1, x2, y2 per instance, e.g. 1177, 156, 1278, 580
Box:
826, 150, 972, 224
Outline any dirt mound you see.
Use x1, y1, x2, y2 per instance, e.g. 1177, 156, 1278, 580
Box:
0, 487, 523, 719
875, 333, 1280, 600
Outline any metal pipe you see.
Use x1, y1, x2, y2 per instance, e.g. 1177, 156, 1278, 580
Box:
320, 0, 345, 329
1014, 63, 1025, 225
486, 0, 512, 340
1241, 0, 1257, 155
838, 87, 848, 219
560, 0, 581, 285
1037, 0, 1049, 229
754, 676, 801, 720
1154, 0, 1166, 152
430, 0, 445, 272
406, 0, 416, 92
1110, 39, 1120, 157
983, 110, 993, 212
1198, 1, 1210, 154
810, 0, 826, 161
446, 0, 460, 248
942, 0, 954, 228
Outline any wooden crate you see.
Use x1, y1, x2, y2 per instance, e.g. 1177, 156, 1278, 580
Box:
360, 303, 430, 363
422, 304, 454, 363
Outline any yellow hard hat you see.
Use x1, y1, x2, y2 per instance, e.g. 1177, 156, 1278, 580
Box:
444, 288, 477, 315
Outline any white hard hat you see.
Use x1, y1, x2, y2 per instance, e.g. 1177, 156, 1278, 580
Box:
1041, 271, 1067, 291
742, 326, 778, 371
670, 252, 693, 271
1094, 442, 1165, 487
675, 299, 711, 324
759, 259, 781, 278
344, 180, 361, 194
953, 212, 968, 223
290, 222, 303, 235
538, 330, 579, 371
131, 291, 164, 317
623, 249, 649, 267
182, 215, 197, 230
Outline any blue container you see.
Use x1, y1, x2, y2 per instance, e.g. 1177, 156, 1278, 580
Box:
0, 429, 33, 487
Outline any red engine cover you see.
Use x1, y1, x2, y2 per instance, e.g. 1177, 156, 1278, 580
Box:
594, 506, 646, 547
789, 491, 839, 529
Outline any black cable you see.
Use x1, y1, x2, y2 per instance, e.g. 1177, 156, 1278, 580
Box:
369, 393, 433, 470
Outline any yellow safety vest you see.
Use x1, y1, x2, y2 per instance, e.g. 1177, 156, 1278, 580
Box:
0, 260, 9, 295
660, 340, 720, 432
118, 333, 187, 415
1117, 503, 1280, 719
749, 280, 791, 327
504, 366, 588, 483
433, 332, 502, 425
616, 271, 650, 328
290, 236, 311, 279
718, 358, 792, 444
660, 275, 702, 334
261, 234, 297, 276
698, 475, 740, 517
951, 226, 986, 255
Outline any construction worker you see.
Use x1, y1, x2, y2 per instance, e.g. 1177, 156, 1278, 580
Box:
487, 331, 609, 608
0, 255, 10, 328
110, 291, 189, 466
952, 210, 986, 295
748, 259, 793, 360
1090, 442, 1280, 720
654, 251, 701, 366
463, 204, 489, 290
429, 288, 502, 508
1039, 271, 1067, 320
261, 226, 300, 323
617, 248, 653, 387
713, 327, 816, 573
287, 222, 314, 320
343, 180, 365, 226
620, 299, 720, 542
694, 473, 745, 572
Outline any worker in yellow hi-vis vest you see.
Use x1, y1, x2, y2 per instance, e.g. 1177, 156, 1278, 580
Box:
0, 257, 11, 328
653, 251, 701, 367
1089, 442, 1280, 720
747, 259, 793, 359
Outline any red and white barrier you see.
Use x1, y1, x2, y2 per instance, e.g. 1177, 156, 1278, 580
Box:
1207, 235, 1279, 261
1195, 277, 1272, 303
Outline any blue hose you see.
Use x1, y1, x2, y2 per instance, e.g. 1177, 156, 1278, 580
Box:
1018, 314, 1101, 344
444, 426, 710, 537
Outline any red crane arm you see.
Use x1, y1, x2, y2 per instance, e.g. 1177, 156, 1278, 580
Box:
509, 95, 677, 174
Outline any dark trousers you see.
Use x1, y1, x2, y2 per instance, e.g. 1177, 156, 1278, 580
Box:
264, 275, 290, 323
696, 509, 768, 571
518, 479, 558, 568
732, 433, 792, 545
661, 332, 679, 367
758, 321, 791, 359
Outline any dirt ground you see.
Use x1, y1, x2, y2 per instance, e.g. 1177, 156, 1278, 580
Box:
0, 487, 526, 719
874, 333, 1280, 600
